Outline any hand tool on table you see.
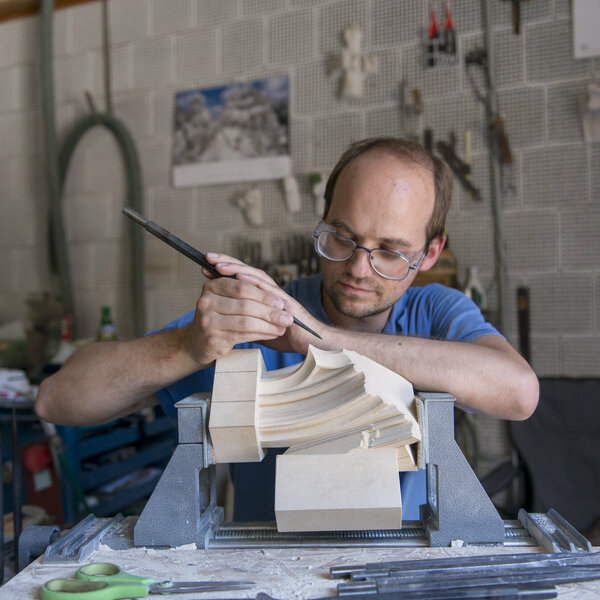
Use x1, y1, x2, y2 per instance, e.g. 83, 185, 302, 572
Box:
331, 551, 600, 599
331, 550, 600, 580
170, 588, 559, 600
123, 207, 321, 340
337, 566, 600, 596
41, 561, 255, 600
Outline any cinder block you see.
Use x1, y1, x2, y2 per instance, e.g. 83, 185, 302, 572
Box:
222, 19, 263, 75
319, 0, 368, 55
312, 113, 363, 167
529, 273, 593, 333
152, 0, 193, 35
522, 146, 588, 208
54, 54, 92, 104
71, 2, 103, 52
0, 250, 16, 292
195, 0, 238, 29
241, 0, 282, 17
133, 38, 172, 88
0, 18, 40, 67
504, 211, 558, 273
498, 87, 545, 149
92, 47, 133, 96
136, 138, 171, 186
175, 30, 217, 83
268, 9, 314, 66
562, 337, 600, 377
526, 21, 591, 82
294, 61, 337, 116
493, 29, 524, 88
1, 111, 40, 159
112, 92, 152, 139
109, 0, 150, 44
547, 82, 587, 143
372, 0, 421, 46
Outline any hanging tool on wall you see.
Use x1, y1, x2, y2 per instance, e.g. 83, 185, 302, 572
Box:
425, 2, 457, 67
464, 129, 473, 204
517, 287, 530, 363
436, 131, 482, 201
426, 5, 441, 67
423, 127, 434, 153
502, 0, 532, 35
465, 47, 514, 192
442, 1, 457, 57
399, 81, 423, 142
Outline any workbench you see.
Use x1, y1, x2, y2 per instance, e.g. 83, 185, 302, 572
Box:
2, 543, 600, 599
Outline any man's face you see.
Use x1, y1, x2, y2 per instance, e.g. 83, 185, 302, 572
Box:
320, 150, 437, 331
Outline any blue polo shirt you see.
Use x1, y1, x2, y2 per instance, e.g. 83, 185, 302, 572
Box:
153, 275, 501, 521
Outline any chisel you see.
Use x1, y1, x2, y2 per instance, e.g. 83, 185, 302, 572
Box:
338, 566, 600, 595
123, 207, 322, 340
330, 550, 600, 579
188, 586, 557, 600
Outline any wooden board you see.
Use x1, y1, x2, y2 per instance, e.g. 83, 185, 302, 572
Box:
208, 345, 422, 531
275, 448, 402, 532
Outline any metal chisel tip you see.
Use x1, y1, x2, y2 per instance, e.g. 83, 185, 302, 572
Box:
123, 206, 147, 226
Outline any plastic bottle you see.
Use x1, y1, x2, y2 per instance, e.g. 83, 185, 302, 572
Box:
97, 306, 117, 341
463, 266, 486, 310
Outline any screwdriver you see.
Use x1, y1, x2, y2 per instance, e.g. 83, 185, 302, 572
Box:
123, 207, 322, 340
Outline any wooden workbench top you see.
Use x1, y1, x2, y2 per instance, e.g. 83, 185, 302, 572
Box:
2, 544, 600, 599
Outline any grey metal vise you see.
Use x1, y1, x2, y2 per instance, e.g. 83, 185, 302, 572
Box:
134, 394, 223, 548
134, 392, 505, 548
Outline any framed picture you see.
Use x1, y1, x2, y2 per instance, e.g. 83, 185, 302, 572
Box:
172, 75, 291, 187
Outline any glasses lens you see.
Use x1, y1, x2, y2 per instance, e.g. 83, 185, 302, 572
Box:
371, 249, 411, 279
316, 232, 356, 261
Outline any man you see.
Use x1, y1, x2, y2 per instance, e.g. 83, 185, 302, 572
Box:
36, 137, 539, 520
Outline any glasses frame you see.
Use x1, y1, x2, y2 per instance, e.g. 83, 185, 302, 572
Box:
312, 220, 427, 281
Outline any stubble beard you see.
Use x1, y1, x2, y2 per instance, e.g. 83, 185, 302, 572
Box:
323, 275, 397, 320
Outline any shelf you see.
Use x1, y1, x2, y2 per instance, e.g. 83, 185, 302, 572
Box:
57, 409, 177, 523
79, 435, 175, 490
91, 471, 164, 517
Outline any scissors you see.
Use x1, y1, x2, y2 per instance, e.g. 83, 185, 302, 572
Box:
41, 561, 255, 600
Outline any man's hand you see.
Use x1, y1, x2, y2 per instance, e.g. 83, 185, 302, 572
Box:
197, 253, 324, 356
35, 252, 327, 427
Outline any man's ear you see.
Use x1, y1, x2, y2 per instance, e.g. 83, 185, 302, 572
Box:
418, 234, 446, 272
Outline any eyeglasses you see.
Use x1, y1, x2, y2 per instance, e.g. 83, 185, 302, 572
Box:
312, 220, 427, 281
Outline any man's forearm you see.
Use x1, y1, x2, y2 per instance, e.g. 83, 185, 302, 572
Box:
316, 327, 538, 421
35, 327, 203, 426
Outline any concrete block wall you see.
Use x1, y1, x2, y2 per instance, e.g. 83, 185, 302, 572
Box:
0, 0, 599, 377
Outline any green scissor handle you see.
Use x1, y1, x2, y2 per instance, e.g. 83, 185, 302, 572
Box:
76, 562, 155, 585
41, 578, 149, 600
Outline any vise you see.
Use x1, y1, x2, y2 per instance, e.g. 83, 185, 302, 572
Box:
133, 392, 507, 549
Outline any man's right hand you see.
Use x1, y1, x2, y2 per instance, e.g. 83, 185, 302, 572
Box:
180, 272, 295, 367
35, 254, 299, 427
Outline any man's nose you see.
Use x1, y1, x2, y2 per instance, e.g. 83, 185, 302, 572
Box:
347, 246, 373, 278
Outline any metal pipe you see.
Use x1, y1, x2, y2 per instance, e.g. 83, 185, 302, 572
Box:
482, 0, 509, 334
102, 0, 112, 114
40, 0, 146, 337
11, 402, 22, 572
